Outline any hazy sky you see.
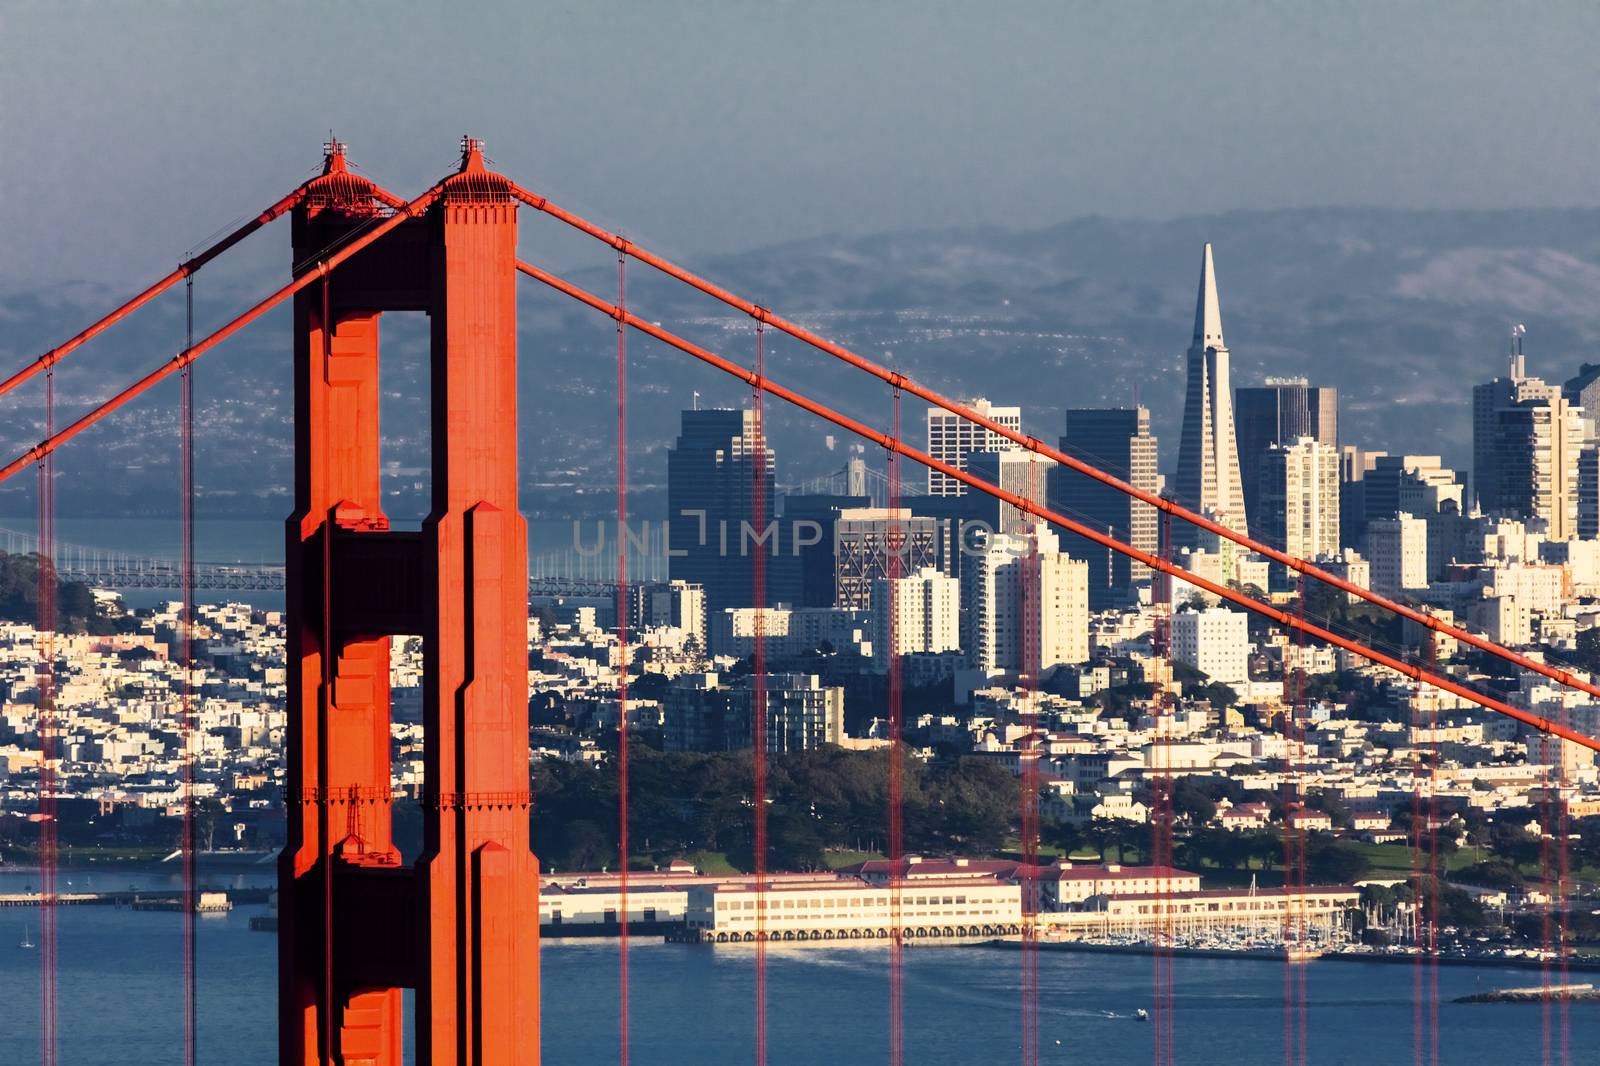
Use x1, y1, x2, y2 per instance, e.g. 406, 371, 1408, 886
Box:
4, 1, 1599, 287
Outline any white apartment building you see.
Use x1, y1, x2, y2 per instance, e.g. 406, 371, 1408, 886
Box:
1170, 607, 1249, 688
870, 566, 960, 669
1367, 513, 1429, 596
925, 398, 1023, 496
1259, 435, 1339, 558
962, 525, 1089, 680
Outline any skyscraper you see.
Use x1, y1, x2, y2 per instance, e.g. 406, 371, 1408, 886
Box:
832, 507, 946, 609
1472, 342, 1582, 540
1257, 436, 1339, 559
870, 566, 961, 670
925, 398, 1023, 496
967, 449, 1056, 537
1234, 379, 1337, 535
1175, 243, 1247, 544
1047, 407, 1159, 608
666, 408, 776, 618
961, 525, 1089, 681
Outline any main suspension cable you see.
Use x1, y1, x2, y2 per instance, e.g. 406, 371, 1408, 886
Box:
0, 188, 306, 401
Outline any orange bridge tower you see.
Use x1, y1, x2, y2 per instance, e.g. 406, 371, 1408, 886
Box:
279, 139, 539, 1066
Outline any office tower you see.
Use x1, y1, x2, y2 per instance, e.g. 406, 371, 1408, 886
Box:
1581, 445, 1600, 539
1258, 436, 1339, 559
664, 672, 845, 753
1175, 243, 1247, 543
870, 567, 961, 670
967, 449, 1057, 536
1563, 362, 1600, 439
833, 507, 946, 609
1473, 342, 1583, 539
1047, 407, 1160, 608
925, 398, 1023, 496
961, 524, 1090, 680
1361, 455, 1466, 580
666, 408, 776, 618
1367, 514, 1429, 596
1234, 379, 1337, 534
779, 489, 871, 608
1171, 607, 1250, 688
1339, 445, 1384, 551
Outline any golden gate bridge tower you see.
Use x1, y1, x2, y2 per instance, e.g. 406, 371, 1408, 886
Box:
279, 139, 538, 1066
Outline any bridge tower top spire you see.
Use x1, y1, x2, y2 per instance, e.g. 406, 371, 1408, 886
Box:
459, 134, 486, 172
321, 136, 349, 175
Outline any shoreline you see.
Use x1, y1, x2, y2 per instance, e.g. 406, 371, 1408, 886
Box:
989, 939, 1600, 974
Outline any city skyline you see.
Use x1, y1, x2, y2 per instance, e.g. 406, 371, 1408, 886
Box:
9, 6, 1600, 1062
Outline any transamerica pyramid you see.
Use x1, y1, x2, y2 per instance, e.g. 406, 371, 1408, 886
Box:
1174, 243, 1248, 543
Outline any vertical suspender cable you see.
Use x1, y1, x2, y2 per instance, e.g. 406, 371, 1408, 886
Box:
886, 381, 905, 1066
614, 249, 631, 1066
1019, 461, 1040, 1066
37, 364, 58, 1066
181, 273, 198, 1066
1155, 511, 1174, 1066
751, 319, 769, 1066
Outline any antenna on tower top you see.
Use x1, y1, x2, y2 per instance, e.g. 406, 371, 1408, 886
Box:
1510, 323, 1527, 379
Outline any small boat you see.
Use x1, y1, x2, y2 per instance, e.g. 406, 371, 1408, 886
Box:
1134, 1009, 1149, 1022
19, 927, 35, 949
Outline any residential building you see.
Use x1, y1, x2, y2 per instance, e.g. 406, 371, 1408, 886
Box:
1367, 514, 1429, 596
870, 566, 961, 670
1257, 435, 1339, 558
1170, 607, 1250, 688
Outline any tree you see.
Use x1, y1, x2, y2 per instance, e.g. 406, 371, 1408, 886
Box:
1305, 838, 1371, 884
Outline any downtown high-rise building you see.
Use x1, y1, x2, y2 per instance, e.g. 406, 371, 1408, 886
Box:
925, 398, 1023, 496
1046, 407, 1159, 608
1234, 379, 1337, 536
960, 524, 1089, 681
833, 507, 947, 610
666, 408, 776, 618
1174, 243, 1247, 544
1257, 436, 1339, 559
870, 566, 961, 670
1472, 344, 1583, 540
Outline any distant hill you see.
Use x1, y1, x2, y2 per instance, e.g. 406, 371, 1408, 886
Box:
3, 206, 1599, 520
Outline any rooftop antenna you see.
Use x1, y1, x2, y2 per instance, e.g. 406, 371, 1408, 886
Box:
1510, 323, 1527, 379
692, 390, 700, 411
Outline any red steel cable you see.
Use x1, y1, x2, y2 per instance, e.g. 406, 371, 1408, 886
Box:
614, 249, 632, 1066
1424, 637, 1440, 1066
516, 260, 1600, 754
37, 368, 58, 1066
887, 383, 905, 1066
507, 182, 1600, 705
751, 320, 770, 1066
1018, 464, 1040, 1066
1153, 513, 1174, 1066
0, 186, 442, 486
0, 188, 304, 401
181, 274, 198, 1066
